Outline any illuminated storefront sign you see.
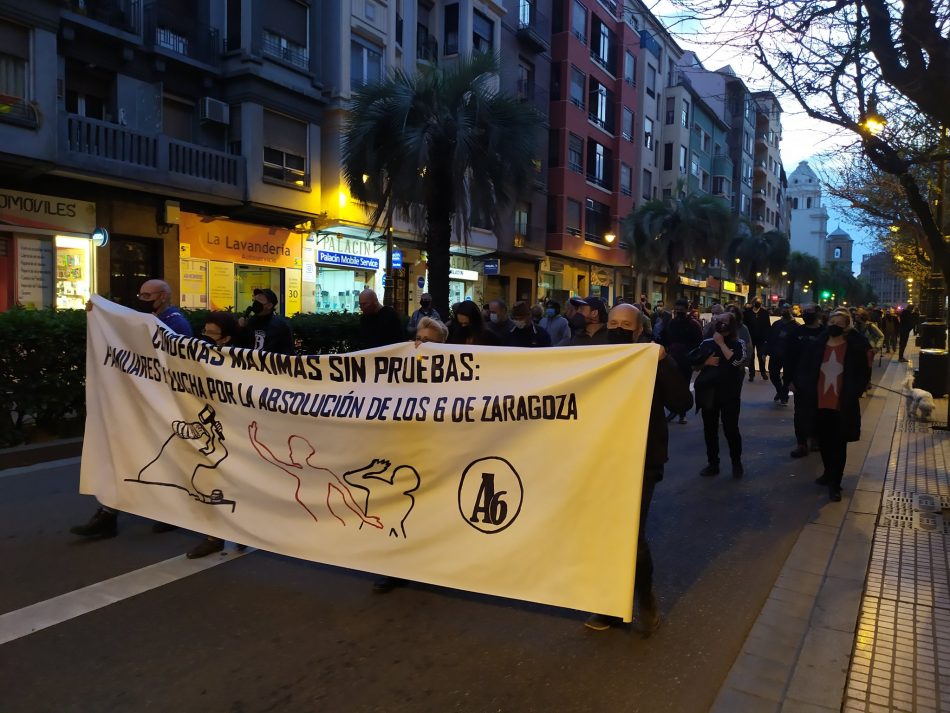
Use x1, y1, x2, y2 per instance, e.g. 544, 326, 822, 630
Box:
179, 213, 302, 269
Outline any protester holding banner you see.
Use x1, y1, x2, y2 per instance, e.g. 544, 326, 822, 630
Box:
585, 303, 693, 632
70, 279, 192, 540
357, 289, 404, 348
241, 288, 294, 355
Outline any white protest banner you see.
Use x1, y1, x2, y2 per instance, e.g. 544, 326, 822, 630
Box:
81, 296, 658, 621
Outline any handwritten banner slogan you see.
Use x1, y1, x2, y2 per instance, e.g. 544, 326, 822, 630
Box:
81, 297, 658, 621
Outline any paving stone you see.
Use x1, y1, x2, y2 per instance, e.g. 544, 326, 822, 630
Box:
709, 686, 780, 713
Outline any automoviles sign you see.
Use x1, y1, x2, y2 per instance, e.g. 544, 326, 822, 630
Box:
316, 250, 380, 270
0, 188, 96, 234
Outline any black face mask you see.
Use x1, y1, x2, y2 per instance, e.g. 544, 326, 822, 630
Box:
136, 299, 157, 313
420, 300, 431, 308
607, 327, 635, 344
570, 313, 587, 330
827, 325, 845, 337
250, 301, 265, 315
675, 311, 687, 319
455, 325, 471, 339
802, 312, 818, 325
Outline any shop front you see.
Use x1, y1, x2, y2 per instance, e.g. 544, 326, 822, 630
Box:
302, 231, 393, 314
0, 188, 98, 311
178, 213, 303, 316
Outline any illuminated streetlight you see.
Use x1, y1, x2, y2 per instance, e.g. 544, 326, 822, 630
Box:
605, 232, 616, 244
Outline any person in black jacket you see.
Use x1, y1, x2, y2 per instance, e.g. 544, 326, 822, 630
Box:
504, 301, 551, 347
585, 303, 693, 633
241, 288, 295, 354
743, 299, 771, 381
691, 312, 747, 478
898, 305, 918, 362
661, 299, 703, 423
786, 304, 826, 458
765, 305, 797, 404
357, 289, 405, 349
797, 309, 872, 501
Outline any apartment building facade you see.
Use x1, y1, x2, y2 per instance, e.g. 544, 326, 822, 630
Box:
750, 91, 785, 235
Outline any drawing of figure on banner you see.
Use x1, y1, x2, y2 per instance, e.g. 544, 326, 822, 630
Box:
343, 459, 421, 538
248, 421, 384, 530
125, 403, 235, 510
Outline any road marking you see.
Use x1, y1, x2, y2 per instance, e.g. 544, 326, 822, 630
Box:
0, 457, 82, 479
0, 546, 253, 645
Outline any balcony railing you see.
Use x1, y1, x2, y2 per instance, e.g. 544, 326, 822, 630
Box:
516, 0, 551, 52
64, 0, 140, 34
0, 96, 40, 129
61, 114, 245, 198
261, 34, 309, 70
144, 2, 220, 66
586, 172, 612, 191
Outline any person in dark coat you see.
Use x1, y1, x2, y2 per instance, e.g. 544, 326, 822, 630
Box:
765, 304, 797, 404
241, 288, 295, 354
743, 299, 771, 381
691, 311, 747, 478
504, 301, 551, 348
569, 296, 609, 346
446, 300, 499, 346
797, 309, 872, 501
661, 299, 703, 423
786, 304, 826, 458
898, 306, 918, 362
584, 303, 693, 633
357, 289, 404, 349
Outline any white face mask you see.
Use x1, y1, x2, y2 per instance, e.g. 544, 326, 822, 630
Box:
490, 313, 500, 323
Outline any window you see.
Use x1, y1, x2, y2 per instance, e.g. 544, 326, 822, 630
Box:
225, 0, 242, 51
473, 10, 494, 54
701, 130, 711, 153
365, 1, 376, 21
681, 99, 689, 128
263, 109, 309, 187
587, 77, 614, 133
65, 60, 111, 121
515, 204, 530, 238
712, 176, 728, 195
665, 97, 674, 125
620, 163, 632, 196
571, 1, 587, 44
351, 39, 382, 89
743, 131, 752, 154
644, 116, 653, 149
642, 169, 652, 199
590, 15, 616, 73
700, 170, 710, 192
690, 152, 699, 177
262, 30, 309, 69
742, 161, 752, 185
566, 198, 582, 235
586, 138, 611, 189
550, 61, 562, 100
792, 198, 798, 209
679, 145, 687, 174
663, 142, 673, 171
645, 64, 656, 97
163, 97, 194, 142
834, 247, 842, 259
624, 51, 635, 85
568, 133, 583, 172
585, 198, 611, 243
806, 197, 812, 208
569, 67, 585, 109
622, 107, 633, 140
444, 4, 459, 54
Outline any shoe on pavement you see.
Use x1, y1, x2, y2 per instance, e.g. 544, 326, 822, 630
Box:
666, 411, 677, 422
635, 590, 661, 636
373, 576, 405, 594
187, 537, 225, 559
760, 371, 767, 380
69, 508, 117, 538
152, 521, 177, 533
732, 461, 744, 478
699, 464, 720, 477
584, 613, 616, 631
815, 474, 832, 486
748, 373, 755, 382
829, 487, 843, 502
899, 357, 908, 362
790, 445, 808, 458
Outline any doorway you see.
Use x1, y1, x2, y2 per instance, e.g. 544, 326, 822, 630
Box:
110, 237, 163, 307
236, 265, 282, 315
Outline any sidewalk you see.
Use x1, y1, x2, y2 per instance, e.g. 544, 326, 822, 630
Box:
711, 342, 950, 712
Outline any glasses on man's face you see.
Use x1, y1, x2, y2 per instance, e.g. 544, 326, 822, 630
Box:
136, 292, 159, 300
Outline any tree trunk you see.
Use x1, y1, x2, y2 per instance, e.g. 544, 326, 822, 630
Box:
425, 199, 454, 323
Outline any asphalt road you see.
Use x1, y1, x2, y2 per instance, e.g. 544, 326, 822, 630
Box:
0, 370, 881, 713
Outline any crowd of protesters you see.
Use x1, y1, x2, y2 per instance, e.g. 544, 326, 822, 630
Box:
71, 278, 918, 634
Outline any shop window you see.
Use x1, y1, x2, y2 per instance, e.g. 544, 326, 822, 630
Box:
263, 109, 309, 187
351, 38, 383, 88
444, 4, 459, 55
55, 236, 94, 310
473, 10, 493, 54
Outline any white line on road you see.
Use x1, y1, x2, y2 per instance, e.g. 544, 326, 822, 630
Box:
0, 456, 82, 478
0, 546, 253, 646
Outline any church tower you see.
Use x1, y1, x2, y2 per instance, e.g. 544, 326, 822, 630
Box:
788, 161, 829, 263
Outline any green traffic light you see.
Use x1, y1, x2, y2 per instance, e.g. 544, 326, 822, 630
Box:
820, 291, 831, 299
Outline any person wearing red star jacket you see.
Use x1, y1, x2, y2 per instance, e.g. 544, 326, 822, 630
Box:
797, 309, 872, 502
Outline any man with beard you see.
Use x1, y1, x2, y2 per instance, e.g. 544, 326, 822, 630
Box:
584, 303, 693, 633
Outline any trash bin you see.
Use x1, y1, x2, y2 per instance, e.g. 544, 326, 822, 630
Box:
917, 349, 949, 398
918, 321, 947, 349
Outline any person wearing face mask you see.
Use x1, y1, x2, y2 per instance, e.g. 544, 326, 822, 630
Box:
241, 288, 295, 355
661, 299, 703, 423
797, 309, 872, 501
585, 303, 693, 633
765, 304, 797, 404
725, 304, 754, 375
539, 300, 572, 346
485, 299, 514, 339
743, 299, 771, 381
447, 300, 498, 345
569, 296, 609, 345
71, 278, 193, 540
690, 312, 747, 478
565, 296, 589, 338
407, 293, 441, 336
786, 304, 826, 458
504, 301, 552, 347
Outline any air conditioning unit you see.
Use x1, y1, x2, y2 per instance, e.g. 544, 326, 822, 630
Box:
199, 97, 230, 125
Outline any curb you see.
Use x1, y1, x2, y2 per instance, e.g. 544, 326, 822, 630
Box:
0, 437, 83, 471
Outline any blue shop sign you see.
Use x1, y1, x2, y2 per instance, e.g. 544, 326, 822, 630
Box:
483, 258, 500, 275
392, 250, 402, 269
317, 250, 380, 270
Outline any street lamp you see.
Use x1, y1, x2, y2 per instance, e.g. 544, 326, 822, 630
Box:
604, 232, 616, 244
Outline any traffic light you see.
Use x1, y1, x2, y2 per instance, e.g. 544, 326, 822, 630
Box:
820, 290, 831, 300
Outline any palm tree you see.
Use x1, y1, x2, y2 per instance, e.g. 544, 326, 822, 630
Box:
342, 53, 542, 317
622, 189, 734, 303
785, 251, 821, 303
727, 227, 791, 301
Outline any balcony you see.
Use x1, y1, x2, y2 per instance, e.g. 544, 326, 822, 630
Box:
0, 96, 40, 129
753, 161, 767, 174
417, 34, 438, 62
755, 132, 768, 146
261, 33, 309, 70
586, 172, 612, 191
516, 0, 551, 53
64, 0, 140, 34
516, 80, 549, 120
60, 114, 245, 201
144, 2, 220, 67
